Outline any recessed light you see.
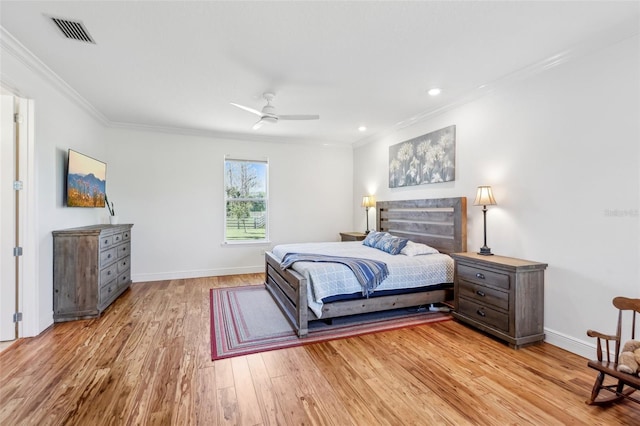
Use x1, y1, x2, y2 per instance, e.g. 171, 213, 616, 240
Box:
358, 126, 367, 132
428, 88, 441, 96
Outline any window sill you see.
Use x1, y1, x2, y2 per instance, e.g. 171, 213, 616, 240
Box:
222, 240, 272, 247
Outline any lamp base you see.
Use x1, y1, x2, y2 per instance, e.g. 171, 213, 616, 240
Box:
478, 246, 494, 256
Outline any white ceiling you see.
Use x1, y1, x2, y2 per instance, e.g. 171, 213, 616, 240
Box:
1, 1, 638, 146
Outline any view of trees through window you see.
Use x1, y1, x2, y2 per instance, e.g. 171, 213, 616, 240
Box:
224, 158, 268, 241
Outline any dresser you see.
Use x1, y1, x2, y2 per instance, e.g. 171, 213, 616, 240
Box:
53, 224, 133, 322
450, 252, 547, 349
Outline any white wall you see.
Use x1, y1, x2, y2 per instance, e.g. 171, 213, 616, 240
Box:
2, 30, 354, 335
1, 34, 108, 335
354, 35, 640, 358
105, 128, 354, 282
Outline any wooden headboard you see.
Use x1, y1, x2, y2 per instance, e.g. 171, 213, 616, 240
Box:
376, 197, 467, 254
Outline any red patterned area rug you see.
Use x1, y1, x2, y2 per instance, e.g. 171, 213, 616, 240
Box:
210, 284, 450, 360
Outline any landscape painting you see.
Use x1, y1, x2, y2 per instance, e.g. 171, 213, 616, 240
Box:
388, 125, 456, 188
66, 149, 107, 207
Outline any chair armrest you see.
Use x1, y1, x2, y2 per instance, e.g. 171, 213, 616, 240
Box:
586, 330, 617, 341
587, 329, 620, 362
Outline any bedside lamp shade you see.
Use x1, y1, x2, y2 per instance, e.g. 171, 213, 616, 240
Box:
361, 196, 375, 209
473, 186, 497, 207
361, 196, 375, 234
473, 186, 497, 255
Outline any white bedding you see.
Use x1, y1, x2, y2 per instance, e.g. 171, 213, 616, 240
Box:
271, 241, 454, 318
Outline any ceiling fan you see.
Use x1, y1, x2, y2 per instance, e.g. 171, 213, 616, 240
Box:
231, 92, 319, 130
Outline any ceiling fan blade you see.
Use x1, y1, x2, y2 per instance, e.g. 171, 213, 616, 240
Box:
252, 119, 265, 130
278, 114, 320, 121
230, 103, 263, 117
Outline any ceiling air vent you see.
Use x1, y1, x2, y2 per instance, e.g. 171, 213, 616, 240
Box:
49, 17, 95, 44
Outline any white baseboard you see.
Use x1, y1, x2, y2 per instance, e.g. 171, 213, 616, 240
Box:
132, 265, 264, 283
544, 327, 596, 359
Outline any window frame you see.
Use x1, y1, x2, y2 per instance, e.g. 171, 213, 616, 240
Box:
223, 156, 269, 245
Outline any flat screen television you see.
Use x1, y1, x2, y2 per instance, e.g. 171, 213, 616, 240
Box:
66, 149, 107, 207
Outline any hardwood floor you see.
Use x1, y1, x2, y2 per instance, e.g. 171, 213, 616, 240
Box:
1, 274, 638, 425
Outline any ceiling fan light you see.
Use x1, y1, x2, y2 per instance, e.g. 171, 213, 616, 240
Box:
262, 116, 277, 124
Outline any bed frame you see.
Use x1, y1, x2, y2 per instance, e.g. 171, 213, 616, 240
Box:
265, 197, 467, 337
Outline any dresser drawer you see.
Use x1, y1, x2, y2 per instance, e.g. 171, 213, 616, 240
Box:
458, 279, 509, 311
100, 235, 113, 249
100, 247, 117, 267
122, 229, 131, 241
117, 256, 130, 273
457, 263, 510, 290
116, 242, 130, 259
112, 232, 124, 244
100, 280, 118, 303
100, 263, 118, 285
117, 269, 130, 288
459, 298, 509, 332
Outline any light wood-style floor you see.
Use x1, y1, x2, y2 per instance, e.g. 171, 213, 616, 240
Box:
1, 274, 638, 425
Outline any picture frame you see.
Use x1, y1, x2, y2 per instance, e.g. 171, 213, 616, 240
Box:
66, 149, 107, 207
388, 125, 456, 188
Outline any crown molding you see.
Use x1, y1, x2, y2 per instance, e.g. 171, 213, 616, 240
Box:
1, 26, 110, 126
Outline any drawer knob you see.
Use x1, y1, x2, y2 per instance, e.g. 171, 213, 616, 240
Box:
107, 271, 111, 276
476, 290, 486, 297
476, 309, 486, 317
476, 273, 485, 279
108, 254, 112, 259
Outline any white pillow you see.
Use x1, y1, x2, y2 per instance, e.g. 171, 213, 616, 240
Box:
400, 240, 439, 256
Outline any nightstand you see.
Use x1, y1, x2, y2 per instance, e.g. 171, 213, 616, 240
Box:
450, 252, 547, 349
340, 232, 367, 242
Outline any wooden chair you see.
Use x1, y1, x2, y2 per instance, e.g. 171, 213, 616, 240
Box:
586, 296, 640, 405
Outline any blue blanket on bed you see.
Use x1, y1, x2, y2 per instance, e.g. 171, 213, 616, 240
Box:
280, 252, 389, 297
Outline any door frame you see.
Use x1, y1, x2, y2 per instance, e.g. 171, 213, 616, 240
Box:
1, 89, 38, 338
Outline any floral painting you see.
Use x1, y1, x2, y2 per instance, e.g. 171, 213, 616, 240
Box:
388, 125, 456, 188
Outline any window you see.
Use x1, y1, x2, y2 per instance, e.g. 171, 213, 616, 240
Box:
224, 157, 268, 243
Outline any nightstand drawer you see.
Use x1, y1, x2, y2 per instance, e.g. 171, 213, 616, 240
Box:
458, 279, 509, 311
457, 264, 510, 290
459, 298, 509, 332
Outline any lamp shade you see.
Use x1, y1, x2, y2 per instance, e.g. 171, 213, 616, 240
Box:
473, 186, 497, 206
361, 196, 376, 208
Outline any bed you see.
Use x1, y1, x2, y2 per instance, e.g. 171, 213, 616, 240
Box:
265, 197, 467, 337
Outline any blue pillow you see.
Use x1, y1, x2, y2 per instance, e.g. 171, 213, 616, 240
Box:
374, 233, 409, 255
363, 231, 387, 248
